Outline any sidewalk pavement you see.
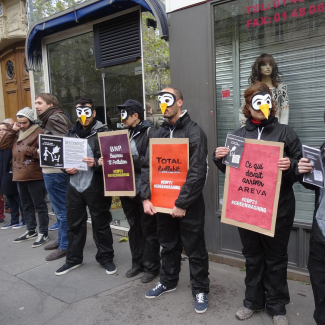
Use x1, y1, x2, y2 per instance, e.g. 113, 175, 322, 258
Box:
0, 218, 316, 325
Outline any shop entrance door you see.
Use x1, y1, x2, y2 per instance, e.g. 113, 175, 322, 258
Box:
1, 42, 31, 119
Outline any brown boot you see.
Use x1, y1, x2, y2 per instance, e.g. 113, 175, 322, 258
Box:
46, 249, 67, 261
44, 241, 59, 251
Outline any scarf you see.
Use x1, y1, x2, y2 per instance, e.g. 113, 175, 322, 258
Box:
38, 106, 62, 127
17, 124, 40, 142
73, 119, 97, 138
250, 115, 275, 128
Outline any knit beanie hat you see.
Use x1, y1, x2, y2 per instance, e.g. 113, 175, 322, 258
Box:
16, 107, 35, 122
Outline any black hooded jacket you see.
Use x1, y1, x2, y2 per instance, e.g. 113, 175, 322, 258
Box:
140, 111, 208, 210
213, 117, 302, 219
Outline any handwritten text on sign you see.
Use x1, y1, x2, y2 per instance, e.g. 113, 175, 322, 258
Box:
225, 142, 280, 230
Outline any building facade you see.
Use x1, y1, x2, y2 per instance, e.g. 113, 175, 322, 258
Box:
0, 0, 30, 121
166, 0, 325, 276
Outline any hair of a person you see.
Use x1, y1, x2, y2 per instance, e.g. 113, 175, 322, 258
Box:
248, 53, 282, 88
36, 93, 59, 107
16, 115, 34, 125
242, 81, 278, 118
145, 102, 152, 112
75, 98, 95, 110
3, 118, 13, 123
164, 87, 183, 101
0, 122, 11, 129
128, 109, 144, 121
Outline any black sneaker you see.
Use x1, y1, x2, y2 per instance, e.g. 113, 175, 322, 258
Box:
103, 262, 117, 275
13, 230, 37, 243
55, 263, 81, 276
32, 233, 49, 248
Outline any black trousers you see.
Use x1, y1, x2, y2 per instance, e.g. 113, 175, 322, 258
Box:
156, 193, 209, 296
238, 212, 294, 316
66, 183, 114, 265
308, 240, 325, 325
120, 196, 160, 275
17, 180, 49, 234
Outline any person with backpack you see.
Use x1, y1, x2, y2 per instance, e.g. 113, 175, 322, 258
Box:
36, 93, 72, 261
141, 88, 210, 314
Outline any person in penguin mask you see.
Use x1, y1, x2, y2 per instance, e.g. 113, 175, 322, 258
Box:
213, 81, 302, 325
55, 98, 116, 277
99, 99, 160, 283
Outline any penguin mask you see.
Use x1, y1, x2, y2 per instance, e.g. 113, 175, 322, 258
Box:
120, 109, 129, 122
251, 91, 272, 119
76, 106, 92, 125
158, 92, 176, 114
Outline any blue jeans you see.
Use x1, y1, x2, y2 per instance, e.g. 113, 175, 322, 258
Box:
7, 192, 25, 224
43, 173, 68, 250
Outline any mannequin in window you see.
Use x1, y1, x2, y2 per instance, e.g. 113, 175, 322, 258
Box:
239, 53, 289, 127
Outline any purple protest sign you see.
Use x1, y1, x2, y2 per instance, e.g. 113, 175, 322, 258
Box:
98, 130, 136, 196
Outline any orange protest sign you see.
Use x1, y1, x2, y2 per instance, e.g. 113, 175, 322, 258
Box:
150, 138, 189, 214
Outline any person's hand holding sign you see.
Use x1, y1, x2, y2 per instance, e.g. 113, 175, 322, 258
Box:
83, 157, 95, 168
66, 167, 78, 174
298, 158, 313, 174
143, 199, 157, 215
215, 147, 229, 159
171, 206, 185, 218
278, 157, 291, 171
98, 156, 103, 166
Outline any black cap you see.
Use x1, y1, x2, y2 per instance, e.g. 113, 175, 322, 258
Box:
117, 99, 144, 116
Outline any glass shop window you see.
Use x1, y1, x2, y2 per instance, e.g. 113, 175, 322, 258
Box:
214, 0, 325, 222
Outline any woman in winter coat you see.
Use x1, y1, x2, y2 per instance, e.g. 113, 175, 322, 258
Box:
213, 82, 301, 325
0, 122, 25, 230
0, 107, 49, 248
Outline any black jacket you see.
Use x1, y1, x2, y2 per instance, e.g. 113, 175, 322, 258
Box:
129, 120, 154, 175
299, 141, 325, 246
213, 117, 302, 219
141, 111, 208, 210
0, 148, 18, 195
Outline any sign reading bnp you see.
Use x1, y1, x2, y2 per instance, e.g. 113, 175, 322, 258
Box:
221, 139, 283, 237
150, 138, 189, 214
98, 130, 135, 196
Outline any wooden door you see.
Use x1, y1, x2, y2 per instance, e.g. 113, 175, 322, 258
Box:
0, 43, 31, 120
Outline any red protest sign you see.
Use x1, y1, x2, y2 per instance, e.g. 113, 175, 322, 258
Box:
221, 139, 283, 237
150, 138, 189, 214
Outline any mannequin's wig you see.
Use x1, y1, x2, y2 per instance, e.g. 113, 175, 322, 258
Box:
248, 53, 282, 87
242, 82, 278, 118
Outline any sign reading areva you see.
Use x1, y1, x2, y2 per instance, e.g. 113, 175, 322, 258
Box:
98, 130, 135, 196
221, 139, 283, 237
150, 138, 189, 214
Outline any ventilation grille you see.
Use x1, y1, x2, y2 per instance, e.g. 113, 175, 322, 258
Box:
94, 11, 141, 69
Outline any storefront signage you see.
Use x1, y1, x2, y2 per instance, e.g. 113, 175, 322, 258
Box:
150, 138, 189, 214
98, 130, 135, 196
39, 134, 88, 170
246, 0, 324, 29
221, 139, 284, 237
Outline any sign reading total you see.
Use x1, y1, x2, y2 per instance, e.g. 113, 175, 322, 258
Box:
150, 138, 189, 213
221, 139, 284, 237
